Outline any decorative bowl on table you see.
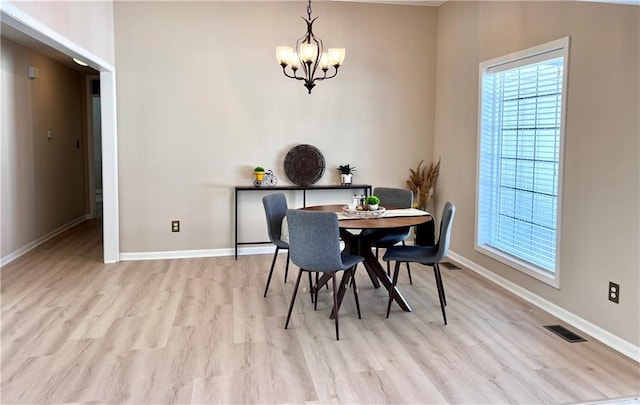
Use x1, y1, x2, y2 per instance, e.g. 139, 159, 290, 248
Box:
342, 206, 386, 218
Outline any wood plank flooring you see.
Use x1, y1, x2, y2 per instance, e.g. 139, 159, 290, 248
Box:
1, 219, 639, 404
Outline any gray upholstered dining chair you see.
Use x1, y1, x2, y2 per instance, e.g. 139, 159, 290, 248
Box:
360, 187, 415, 284
383, 201, 456, 324
262, 193, 291, 297
284, 209, 364, 340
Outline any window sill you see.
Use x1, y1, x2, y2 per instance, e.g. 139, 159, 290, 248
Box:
474, 243, 560, 289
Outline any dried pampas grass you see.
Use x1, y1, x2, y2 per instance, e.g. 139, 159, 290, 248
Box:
406, 158, 440, 210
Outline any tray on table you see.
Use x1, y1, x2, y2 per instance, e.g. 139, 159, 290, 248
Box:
341, 206, 387, 218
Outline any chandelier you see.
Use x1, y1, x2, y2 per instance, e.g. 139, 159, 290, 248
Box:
275, 0, 345, 94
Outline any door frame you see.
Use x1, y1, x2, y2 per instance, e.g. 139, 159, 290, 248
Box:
85, 75, 100, 220
1, 4, 120, 263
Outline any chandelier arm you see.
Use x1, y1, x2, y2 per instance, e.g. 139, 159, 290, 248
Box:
306, 22, 323, 82
295, 15, 324, 84
308, 49, 323, 82
314, 67, 340, 82
281, 66, 310, 83
309, 70, 326, 84
301, 60, 312, 82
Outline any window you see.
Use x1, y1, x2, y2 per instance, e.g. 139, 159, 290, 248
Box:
476, 38, 569, 287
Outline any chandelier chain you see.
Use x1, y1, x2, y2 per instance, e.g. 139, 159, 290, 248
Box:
306, 0, 312, 20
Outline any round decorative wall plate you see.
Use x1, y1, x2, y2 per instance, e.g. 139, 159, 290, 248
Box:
284, 144, 326, 186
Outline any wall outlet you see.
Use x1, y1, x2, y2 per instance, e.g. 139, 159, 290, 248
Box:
608, 282, 620, 304
171, 220, 180, 232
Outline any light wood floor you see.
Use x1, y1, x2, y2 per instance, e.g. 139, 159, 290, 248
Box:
1, 220, 639, 404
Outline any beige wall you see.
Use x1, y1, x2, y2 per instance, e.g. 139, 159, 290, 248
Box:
1, 38, 87, 257
113, 1, 438, 252
434, 1, 639, 345
6, 0, 115, 66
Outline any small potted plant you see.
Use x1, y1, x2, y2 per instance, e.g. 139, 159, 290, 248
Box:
337, 164, 356, 186
365, 195, 380, 211
254, 166, 265, 182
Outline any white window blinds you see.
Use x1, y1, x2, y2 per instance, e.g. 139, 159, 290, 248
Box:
477, 41, 568, 277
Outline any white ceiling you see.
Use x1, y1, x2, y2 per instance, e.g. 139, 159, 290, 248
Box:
330, 0, 446, 5
231, 0, 638, 6
1, 0, 637, 73
579, 0, 640, 4
334, 0, 639, 5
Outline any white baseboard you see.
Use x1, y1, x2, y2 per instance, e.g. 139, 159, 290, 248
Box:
448, 251, 640, 363
119, 245, 279, 261
0, 215, 90, 267
120, 242, 348, 262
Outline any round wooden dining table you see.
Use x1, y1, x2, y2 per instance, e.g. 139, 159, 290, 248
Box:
302, 204, 432, 314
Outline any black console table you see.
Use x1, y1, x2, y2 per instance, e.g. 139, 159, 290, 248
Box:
234, 184, 372, 259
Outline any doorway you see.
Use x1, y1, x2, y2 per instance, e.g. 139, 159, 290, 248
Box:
1, 5, 120, 263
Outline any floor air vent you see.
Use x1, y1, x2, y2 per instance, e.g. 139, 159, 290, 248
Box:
544, 325, 587, 343
440, 261, 461, 270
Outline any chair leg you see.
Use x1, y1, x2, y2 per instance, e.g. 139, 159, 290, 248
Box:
284, 250, 291, 283
386, 260, 391, 277
401, 241, 413, 285
432, 264, 447, 325
314, 274, 319, 311
285, 269, 304, 330
263, 246, 280, 297
332, 272, 339, 340
386, 261, 401, 318
433, 263, 444, 301
435, 262, 447, 306
308, 272, 314, 304
351, 266, 361, 319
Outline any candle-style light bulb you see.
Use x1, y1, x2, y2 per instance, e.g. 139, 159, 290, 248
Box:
299, 43, 318, 63
328, 48, 346, 66
276, 46, 293, 66
289, 52, 301, 70
319, 52, 330, 70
